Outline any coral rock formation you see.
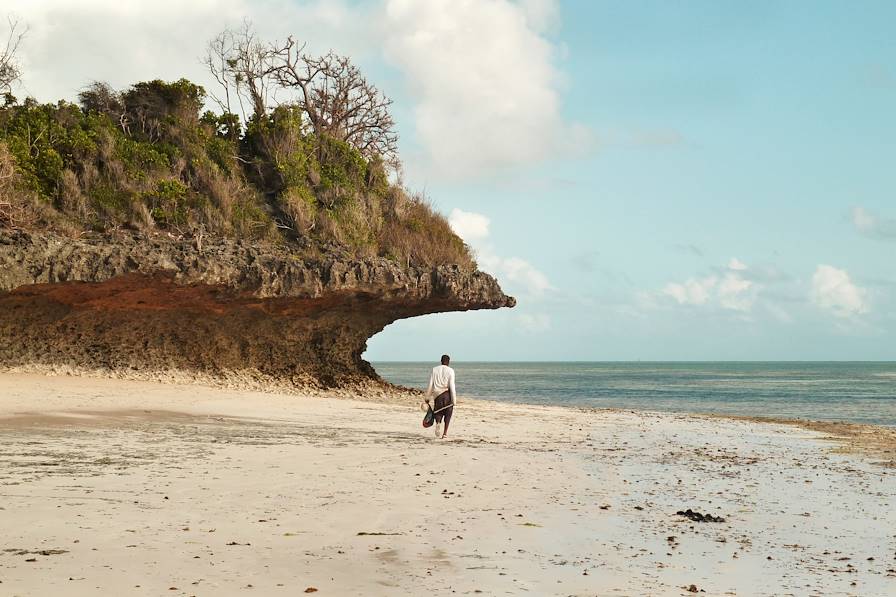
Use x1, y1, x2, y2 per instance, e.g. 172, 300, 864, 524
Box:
0, 230, 514, 388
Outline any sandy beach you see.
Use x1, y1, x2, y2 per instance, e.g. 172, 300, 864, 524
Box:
1, 373, 895, 596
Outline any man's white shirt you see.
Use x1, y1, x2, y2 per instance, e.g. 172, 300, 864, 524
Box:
426, 364, 456, 403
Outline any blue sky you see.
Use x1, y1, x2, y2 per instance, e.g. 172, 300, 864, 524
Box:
8, 0, 895, 360
372, 0, 896, 361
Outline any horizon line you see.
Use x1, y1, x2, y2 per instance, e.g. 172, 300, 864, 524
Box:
369, 359, 896, 364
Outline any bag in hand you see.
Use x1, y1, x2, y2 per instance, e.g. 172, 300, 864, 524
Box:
422, 403, 435, 428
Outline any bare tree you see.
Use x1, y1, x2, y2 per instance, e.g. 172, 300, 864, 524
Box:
272, 38, 398, 165
0, 16, 27, 94
0, 142, 30, 228
203, 21, 281, 122
204, 27, 399, 166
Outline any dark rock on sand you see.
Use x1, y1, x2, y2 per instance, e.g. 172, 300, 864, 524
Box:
675, 509, 726, 523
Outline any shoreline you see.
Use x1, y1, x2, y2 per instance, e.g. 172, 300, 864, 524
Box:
3, 367, 894, 467
699, 413, 896, 468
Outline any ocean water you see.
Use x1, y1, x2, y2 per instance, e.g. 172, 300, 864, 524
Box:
372, 362, 896, 427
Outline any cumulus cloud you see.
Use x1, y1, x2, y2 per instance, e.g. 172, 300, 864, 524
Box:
662, 277, 717, 306
718, 273, 754, 312
810, 265, 869, 319
382, 0, 590, 178
448, 208, 551, 297
728, 257, 748, 271
7, 0, 368, 103
495, 256, 552, 296
645, 260, 881, 327
659, 258, 758, 313
851, 206, 896, 241
10, 1, 587, 180
447, 208, 490, 243
519, 0, 561, 32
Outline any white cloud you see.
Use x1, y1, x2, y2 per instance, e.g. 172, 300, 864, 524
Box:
519, 0, 561, 32
810, 265, 869, 318
658, 257, 758, 313
10, 1, 587, 180
448, 208, 490, 243
718, 257, 756, 311
851, 206, 896, 241
662, 277, 717, 306
7, 0, 368, 103
448, 208, 551, 297
718, 273, 754, 312
496, 256, 552, 296
382, 0, 590, 178
728, 257, 748, 271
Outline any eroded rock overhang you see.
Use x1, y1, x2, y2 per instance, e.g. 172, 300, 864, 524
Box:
0, 230, 515, 388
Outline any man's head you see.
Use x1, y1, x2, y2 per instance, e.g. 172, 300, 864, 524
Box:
441, 354, 450, 366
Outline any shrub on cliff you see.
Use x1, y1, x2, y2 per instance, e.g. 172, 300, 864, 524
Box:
0, 138, 74, 231
0, 82, 270, 239
0, 80, 473, 269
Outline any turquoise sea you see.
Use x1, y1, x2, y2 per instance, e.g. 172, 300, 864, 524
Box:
372, 362, 896, 427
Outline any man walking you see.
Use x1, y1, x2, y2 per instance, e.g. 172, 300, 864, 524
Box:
426, 355, 456, 439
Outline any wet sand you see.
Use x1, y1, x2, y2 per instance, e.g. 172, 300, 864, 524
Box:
1, 373, 894, 596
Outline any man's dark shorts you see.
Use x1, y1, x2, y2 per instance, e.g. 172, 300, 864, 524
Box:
434, 391, 453, 426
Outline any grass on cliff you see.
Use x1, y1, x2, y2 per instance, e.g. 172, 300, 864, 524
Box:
0, 81, 472, 269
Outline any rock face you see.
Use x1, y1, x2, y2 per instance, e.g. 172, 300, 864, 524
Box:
0, 230, 514, 388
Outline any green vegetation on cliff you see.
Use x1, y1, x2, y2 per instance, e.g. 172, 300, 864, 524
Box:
0, 78, 471, 268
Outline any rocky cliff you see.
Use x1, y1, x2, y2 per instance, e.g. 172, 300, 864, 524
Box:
0, 230, 514, 389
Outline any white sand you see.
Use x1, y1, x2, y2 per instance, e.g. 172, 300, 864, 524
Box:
0, 373, 894, 596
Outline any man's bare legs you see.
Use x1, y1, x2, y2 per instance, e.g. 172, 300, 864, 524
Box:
441, 413, 451, 439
